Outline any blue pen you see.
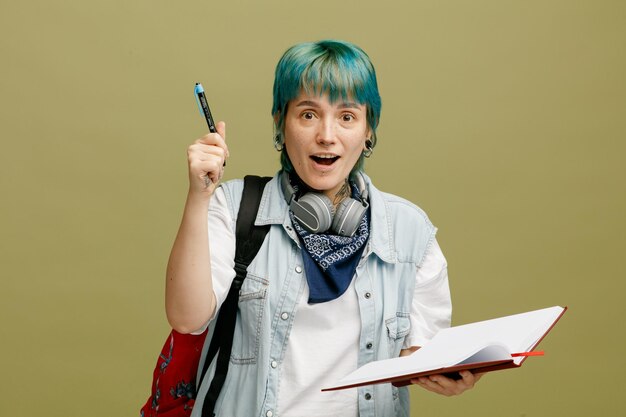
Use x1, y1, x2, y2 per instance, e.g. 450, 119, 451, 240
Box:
194, 83, 217, 133
194, 82, 225, 167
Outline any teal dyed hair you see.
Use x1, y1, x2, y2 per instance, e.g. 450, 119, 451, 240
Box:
271, 40, 382, 174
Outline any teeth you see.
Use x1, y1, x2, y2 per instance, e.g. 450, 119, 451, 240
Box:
314, 154, 337, 158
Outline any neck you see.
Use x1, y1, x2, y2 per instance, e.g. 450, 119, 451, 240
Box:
329, 180, 351, 208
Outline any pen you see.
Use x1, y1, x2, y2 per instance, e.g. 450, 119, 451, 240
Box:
194, 83, 217, 133
194, 82, 225, 168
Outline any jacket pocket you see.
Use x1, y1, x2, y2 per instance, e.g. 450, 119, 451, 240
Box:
385, 313, 410, 358
230, 273, 268, 364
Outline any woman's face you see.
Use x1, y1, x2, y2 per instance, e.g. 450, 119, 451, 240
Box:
282, 91, 370, 200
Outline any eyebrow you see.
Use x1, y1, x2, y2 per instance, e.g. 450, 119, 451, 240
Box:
294, 100, 361, 109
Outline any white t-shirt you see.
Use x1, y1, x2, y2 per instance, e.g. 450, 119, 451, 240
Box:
202, 187, 451, 417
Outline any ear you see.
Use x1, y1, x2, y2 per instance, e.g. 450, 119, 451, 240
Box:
364, 131, 372, 150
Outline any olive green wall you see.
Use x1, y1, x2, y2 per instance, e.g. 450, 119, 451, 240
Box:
1, 1, 624, 415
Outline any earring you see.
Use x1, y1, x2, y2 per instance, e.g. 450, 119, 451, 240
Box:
363, 139, 373, 158
274, 133, 284, 151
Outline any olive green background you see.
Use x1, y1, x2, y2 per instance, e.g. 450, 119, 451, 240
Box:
1, 0, 624, 415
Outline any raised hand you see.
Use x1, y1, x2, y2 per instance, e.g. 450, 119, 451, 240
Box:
186, 121, 229, 196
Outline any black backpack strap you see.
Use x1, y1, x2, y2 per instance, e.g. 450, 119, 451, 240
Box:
201, 175, 272, 417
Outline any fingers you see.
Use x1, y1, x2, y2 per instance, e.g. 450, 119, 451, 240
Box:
187, 122, 229, 193
188, 142, 227, 163
188, 154, 224, 186
413, 375, 458, 396
472, 372, 485, 383
411, 371, 482, 397
194, 126, 229, 159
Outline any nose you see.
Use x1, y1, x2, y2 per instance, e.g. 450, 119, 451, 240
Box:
316, 117, 336, 146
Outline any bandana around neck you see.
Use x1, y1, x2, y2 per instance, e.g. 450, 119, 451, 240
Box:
289, 182, 370, 303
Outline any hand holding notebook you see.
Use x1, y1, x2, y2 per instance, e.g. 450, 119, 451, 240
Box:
323, 306, 567, 391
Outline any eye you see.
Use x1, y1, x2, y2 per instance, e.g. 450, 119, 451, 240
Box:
301, 111, 315, 120
341, 113, 355, 122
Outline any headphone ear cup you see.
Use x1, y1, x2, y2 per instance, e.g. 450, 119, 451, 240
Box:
291, 192, 334, 234
332, 198, 367, 237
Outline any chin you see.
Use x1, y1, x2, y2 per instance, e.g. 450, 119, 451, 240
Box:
301, 173, 345, 194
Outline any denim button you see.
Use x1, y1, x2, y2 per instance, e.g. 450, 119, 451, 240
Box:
295, 266, 303, 273
364, 292, 371, 299
281, 312, 289, 320
266, 411, 273, 417
271, 360, 278, 368
366, 342, 373, 349
365, 393, 372, 400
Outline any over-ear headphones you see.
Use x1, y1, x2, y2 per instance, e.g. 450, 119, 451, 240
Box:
281, 171, 369, 237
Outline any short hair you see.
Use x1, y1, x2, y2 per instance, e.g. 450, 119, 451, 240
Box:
271, 40, 382, 175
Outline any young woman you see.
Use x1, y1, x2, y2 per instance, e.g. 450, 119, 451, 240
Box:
166, 40, 481, 417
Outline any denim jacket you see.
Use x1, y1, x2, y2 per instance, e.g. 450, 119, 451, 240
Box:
192, 173, 436, 417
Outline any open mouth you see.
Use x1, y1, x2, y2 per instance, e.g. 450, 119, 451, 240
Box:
310, 155, 340, 166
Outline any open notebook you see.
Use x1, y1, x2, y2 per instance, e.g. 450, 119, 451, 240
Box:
322, 306, 567, 391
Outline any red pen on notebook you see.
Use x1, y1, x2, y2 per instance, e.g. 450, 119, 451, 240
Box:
511, 351, 545, 357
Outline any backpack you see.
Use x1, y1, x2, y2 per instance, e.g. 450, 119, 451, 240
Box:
141, 175, 272, 417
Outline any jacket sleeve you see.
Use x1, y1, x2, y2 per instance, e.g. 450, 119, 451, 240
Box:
403, 238, 452, 348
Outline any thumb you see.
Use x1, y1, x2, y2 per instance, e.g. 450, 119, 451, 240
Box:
216, 121, 226, 142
